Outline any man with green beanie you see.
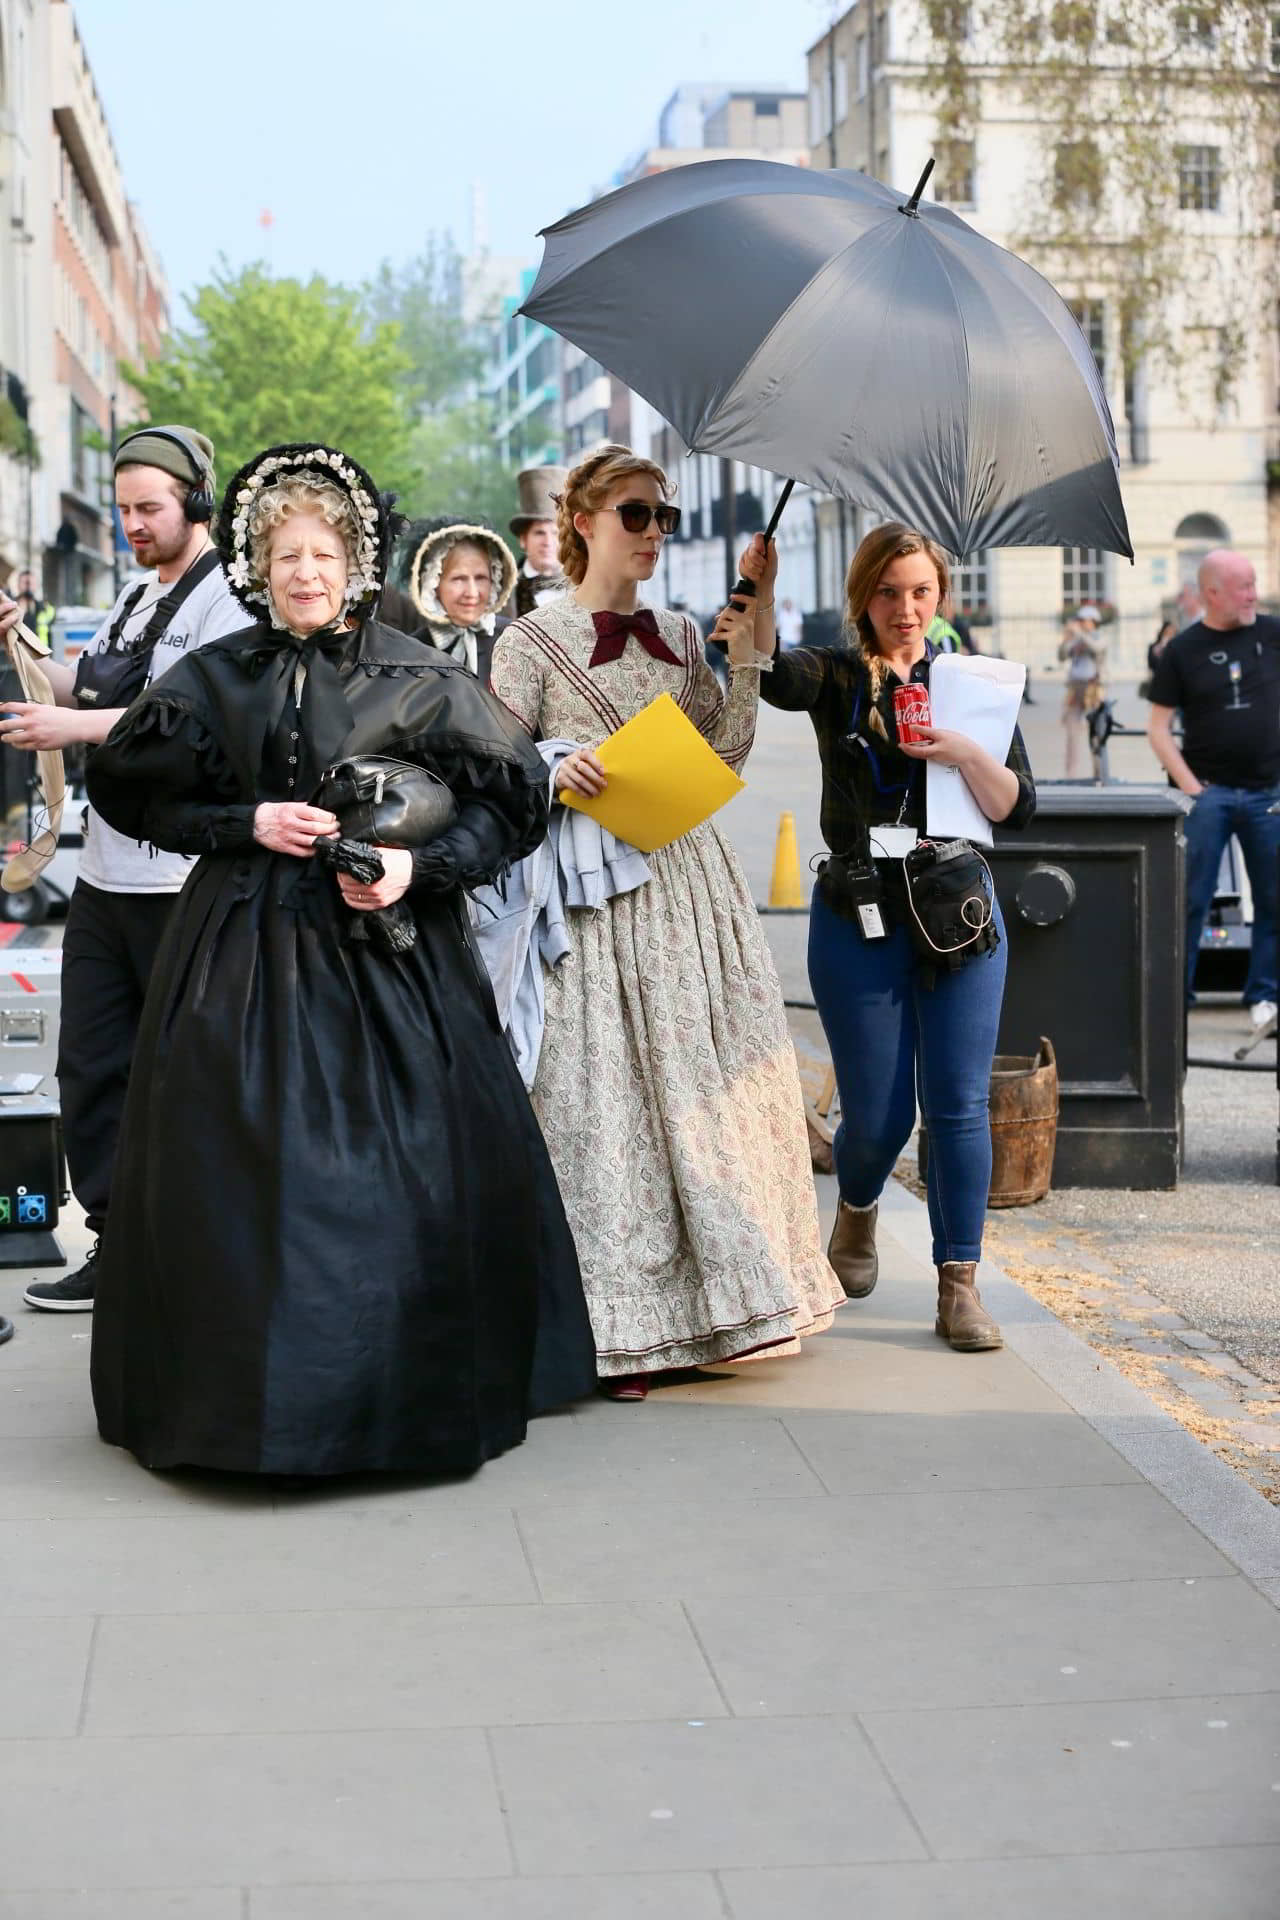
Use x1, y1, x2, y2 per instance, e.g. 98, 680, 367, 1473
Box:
0, 424, 245, 1313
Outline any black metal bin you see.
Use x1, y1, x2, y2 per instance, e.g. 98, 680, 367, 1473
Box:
989, 784, 1186, 1188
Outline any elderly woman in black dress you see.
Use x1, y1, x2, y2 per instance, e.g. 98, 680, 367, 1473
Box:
87, 443, 594, 1478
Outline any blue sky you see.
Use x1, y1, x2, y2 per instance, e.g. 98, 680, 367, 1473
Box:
75, 0, 825, 317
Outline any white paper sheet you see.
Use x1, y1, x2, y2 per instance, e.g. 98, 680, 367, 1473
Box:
925, 654, 1027, 847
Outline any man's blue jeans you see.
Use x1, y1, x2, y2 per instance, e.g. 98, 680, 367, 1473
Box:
1183, 784, 1280, 1006
808, 885, 1008, 1267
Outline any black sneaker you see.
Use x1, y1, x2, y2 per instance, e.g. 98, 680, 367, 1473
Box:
24, 1243, 98, 1312
0, 1316, 12, 1345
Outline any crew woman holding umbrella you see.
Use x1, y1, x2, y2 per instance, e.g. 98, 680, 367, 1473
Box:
750, 522, 1036, 1351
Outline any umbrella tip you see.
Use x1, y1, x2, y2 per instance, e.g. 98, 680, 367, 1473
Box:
901, 157, 935, 218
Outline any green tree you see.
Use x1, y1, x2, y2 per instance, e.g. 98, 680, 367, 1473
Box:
405, 407, 519, 531
365, 235, 518, 528
364, 237, 484, 413
122, 261, 415, 496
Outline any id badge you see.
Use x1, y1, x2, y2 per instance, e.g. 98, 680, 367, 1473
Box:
869, 826, 919, 860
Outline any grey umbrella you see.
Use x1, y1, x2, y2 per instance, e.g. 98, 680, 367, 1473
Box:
521, 158, 1132, 562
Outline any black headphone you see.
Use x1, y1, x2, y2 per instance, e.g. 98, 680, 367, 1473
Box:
115, 425, 215, 524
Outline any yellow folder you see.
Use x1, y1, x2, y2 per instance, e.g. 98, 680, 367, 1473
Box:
560, 691, 745, 853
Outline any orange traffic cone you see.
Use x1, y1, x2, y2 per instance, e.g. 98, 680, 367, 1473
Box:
769, 810, 806, 909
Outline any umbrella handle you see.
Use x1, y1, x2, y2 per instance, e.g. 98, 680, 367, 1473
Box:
729, 479, 795, 608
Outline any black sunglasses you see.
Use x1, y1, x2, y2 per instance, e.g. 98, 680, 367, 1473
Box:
603, 500, 682, 536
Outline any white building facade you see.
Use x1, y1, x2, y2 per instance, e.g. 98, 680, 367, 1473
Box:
807, 0, 1280, 668
0, 0, 168, 606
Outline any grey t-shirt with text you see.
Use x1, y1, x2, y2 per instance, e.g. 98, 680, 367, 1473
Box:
77, 559, 247, 893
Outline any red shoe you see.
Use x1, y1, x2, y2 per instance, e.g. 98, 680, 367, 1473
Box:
600, 1373, 650, 1401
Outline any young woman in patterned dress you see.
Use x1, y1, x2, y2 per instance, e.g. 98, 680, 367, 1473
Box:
490, 445, 842, 1400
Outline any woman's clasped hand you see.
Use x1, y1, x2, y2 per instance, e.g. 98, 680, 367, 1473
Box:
553, 748, 608, 798
335, 850, 413, 910
252, 800, 338, 857
250, 800, 412, 907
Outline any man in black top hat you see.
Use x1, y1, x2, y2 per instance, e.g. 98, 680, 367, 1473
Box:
510, 465, 568, 618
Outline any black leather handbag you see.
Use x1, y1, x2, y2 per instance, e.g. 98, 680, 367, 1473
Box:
316, 756, 457, 847
313, 757, 458, 957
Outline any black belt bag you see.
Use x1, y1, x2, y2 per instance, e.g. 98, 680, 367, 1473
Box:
902, 837, 1000, 971
74, 548, 222, 712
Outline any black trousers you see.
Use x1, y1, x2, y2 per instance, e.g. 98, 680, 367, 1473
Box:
57, 881, 177, 1238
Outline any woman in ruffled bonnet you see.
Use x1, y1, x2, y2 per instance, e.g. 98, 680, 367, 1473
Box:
85, 442, 595, 1480
403, 517, 518, 687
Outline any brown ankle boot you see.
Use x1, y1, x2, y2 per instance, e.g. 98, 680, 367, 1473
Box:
828, 1200, 878, 1298
935, 1262, 1003, 1351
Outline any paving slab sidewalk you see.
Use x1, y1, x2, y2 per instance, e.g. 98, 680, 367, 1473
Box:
1, 1184, 1279, 1918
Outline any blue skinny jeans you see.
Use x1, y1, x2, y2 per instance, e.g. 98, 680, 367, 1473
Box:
808, 884, 1008, 1266
1183, 783, 1280, 1007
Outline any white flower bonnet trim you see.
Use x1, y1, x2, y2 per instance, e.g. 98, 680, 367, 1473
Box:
220, 443, 389, 616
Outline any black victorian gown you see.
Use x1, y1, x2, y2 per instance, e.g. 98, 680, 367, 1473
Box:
85, 615, 596, 1476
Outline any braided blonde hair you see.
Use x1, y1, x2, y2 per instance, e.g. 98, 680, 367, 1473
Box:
844, 524, 951, 738
556, 444, 673, 585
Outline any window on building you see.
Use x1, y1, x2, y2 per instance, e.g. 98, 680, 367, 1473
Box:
876, 145, 890, 184
1053, 140, 1104, 214
808, 80, 825, 145
935, 139, 976, 207
69, 399, 95, 498
835, 56, 849, 121
527, 338, 554, 393
1273, 141, 1280, 213
1062, 547, 1108, 608
1174, 7, 1216, 49
933, 2, 970, 37
1177, 144, 1221, 211
855, 34, 868, 100
1122, 322, 1150, 464
1270, 9, 1280, 70
1049, 2, 1097, 44
952, 551, 991, 614
755, 100, 781, 149
1067, 298, 1107, 384
565, 410, 609, 456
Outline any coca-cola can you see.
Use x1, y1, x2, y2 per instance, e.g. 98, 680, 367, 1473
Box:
893, 682, 931, 744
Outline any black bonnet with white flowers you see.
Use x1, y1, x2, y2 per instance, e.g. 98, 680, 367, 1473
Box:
216, 443, 402, 621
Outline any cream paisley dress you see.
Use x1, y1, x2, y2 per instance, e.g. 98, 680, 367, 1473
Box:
490, 600, 842, 1376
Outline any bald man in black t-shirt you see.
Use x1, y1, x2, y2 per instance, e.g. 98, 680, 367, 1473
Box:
1148, 550, 1280, 1025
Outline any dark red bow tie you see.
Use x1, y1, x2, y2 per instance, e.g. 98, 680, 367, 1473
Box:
588, 608, 683, 669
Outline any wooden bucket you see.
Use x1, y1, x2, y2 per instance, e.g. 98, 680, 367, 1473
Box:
988, 1036, 1059, 1207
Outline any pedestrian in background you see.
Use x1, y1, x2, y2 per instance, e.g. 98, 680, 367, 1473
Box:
926, 593, 980, 656
1139, 617, 1177, 701
758, 522, 1036, 1353
510, 466, 568, 617
776, 597, 804, 649
0, 425, 244, 1314
491, 444, 842, 1400
1058, 602, 1105, 776
1147, 549, 1280, 1031
404, 518, 517, 687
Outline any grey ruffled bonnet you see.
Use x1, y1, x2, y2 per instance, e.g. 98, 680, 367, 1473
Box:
408, 520, 518, 635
